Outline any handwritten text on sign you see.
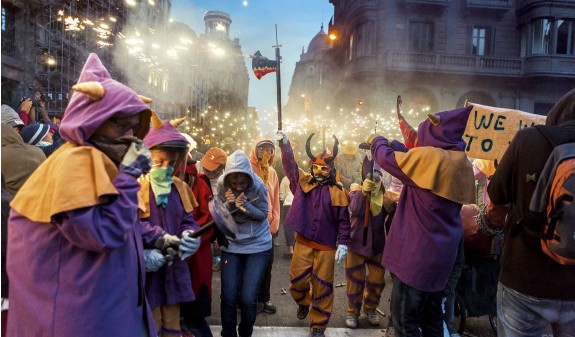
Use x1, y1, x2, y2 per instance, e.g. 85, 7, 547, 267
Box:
464, 103, 546, 161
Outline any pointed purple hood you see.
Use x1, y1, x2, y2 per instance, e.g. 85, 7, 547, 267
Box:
417, 105, 472, 151
143, 115, 188, 149
59, 53, 151, 145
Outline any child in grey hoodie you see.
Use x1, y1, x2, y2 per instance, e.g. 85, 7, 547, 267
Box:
217, 150, 272, 337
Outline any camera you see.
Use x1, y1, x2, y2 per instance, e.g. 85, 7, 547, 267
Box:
32, 93, 46, 108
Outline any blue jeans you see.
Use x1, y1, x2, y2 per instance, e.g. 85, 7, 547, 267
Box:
391, 274, 444, 337
220, 249, 271, 337
497, 283, 575, 337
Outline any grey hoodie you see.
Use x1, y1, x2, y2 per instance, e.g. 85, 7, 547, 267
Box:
217, 150, 272, 254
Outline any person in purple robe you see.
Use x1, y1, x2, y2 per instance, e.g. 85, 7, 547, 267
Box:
367, 106, 476, 336
344, 164, 387, 329
276, 131, 351, 337
7, 53, 166, 337
139, 111, 201, 337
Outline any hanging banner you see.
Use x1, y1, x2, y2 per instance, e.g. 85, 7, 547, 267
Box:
251, 50, 277, 80
464, 102, 546, 161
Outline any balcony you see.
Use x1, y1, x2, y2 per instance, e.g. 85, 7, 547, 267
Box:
524, 55, 575, 78
465, 0, 512, 11
344, 56, 377, 79
405, 0, 450, 6
387, 51, 522, 76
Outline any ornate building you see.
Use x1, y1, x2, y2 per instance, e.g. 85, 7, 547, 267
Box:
1, 2, 250, 152
285, 0, 575, 129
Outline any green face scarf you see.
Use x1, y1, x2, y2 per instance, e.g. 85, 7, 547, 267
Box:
150, 166, 174, 208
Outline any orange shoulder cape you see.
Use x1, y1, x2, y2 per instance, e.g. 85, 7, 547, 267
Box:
10, 142, 120, 222
297, 168, 349, 207
394, 147, 475, 205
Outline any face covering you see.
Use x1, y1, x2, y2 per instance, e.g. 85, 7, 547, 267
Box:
90, 135, 141, 164
38, 141, 52, 147
150, 166, 174, 208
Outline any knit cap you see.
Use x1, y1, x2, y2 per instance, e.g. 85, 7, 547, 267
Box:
21, 123, 50, 145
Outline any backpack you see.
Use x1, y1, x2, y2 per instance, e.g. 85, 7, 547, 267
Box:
529, 142, 575, 265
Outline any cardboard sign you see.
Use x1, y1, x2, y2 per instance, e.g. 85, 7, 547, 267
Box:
464, 102, 546, 161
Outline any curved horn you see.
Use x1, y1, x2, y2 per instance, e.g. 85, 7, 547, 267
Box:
71, 81, 105, 101
170, 117, 186, 127
305, 133, 316, 161
151, 110, 163, 129
427, 113, 441, 126
138, 95, 153, 104
325, 135, 339, 164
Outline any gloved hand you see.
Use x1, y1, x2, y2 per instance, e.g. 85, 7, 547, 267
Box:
154, 233, 181, 251
119, 141, 152, 177
335, 244, 348, 264
366, 134, 381, 146
362, 178, 377, 194
144, 249, 166, 272
179, 231, 201, 260
164, 247, 177, 267
276, 131, 288, 145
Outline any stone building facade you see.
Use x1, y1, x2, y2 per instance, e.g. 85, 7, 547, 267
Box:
285, 0, 575, 127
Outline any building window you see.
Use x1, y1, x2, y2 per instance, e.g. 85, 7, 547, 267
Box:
1, 7, 6, 31
409, 22, 433, 52
307, 65, 315, 75
532, 18, 551, 55
472, 26, 493, 56
557, 19, 575, 55
520, 25, 528, 57
1, 5, 16, 55
353, 21, 375, 58
348, 34, 354, 61
534, 102, 554, 116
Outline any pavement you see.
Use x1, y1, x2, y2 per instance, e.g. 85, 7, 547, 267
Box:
205, 227, 496, 337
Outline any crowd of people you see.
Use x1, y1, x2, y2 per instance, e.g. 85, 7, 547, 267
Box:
1, 53, 574, 337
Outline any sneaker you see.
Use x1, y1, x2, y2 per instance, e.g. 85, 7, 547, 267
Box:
297, 304, 310, 320
262, 301, 276, 314
310, 328, 325, 337
365, 310, 380, 326
256, 302, 264, 313
345, 316, 358, 328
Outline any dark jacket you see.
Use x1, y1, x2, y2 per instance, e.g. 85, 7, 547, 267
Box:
487, 121, 575, 300
1, 174, 12, 298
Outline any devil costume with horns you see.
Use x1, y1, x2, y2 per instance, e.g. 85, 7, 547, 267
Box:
7, 53, 164, 337
138, 112, 200, 337
278, 132, 350, 336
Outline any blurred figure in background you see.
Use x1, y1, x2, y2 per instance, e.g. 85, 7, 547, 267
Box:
279, 175, 295, 257
177, 133, 216, 337
335, 140, 362, 190
249, 137, 280, 314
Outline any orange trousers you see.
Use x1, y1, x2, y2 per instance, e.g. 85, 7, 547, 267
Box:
289, 243, 335, 331
152, 304, 181, 337
345, 251, 386, 317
